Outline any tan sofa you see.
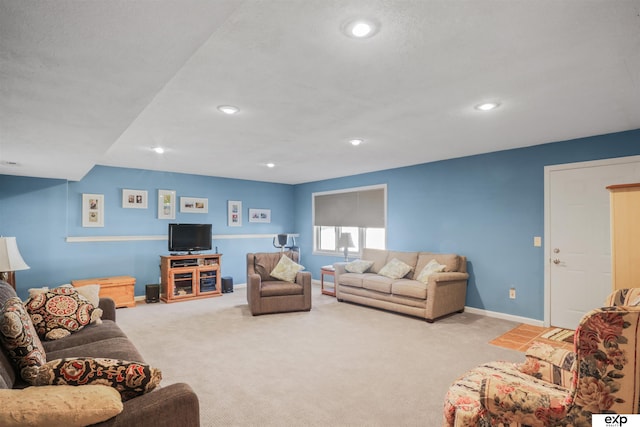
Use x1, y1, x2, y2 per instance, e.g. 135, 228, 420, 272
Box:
334, 248, 469, 322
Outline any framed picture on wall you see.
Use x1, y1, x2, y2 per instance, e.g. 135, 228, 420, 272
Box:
249, 208, 271, 223
82, 193, 104, 227
122, 189, 148, 209
228, 200, 242, 227
158, 189, 176, 219
180, 197, 208, 213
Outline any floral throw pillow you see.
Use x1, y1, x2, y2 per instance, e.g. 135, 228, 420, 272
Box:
345, 259, 374, 274
23, 357, 162, 401
24, 286, 102, 341
0, 297, 47, 377
415, 259, 446, 284
378, 258, 413, 279
270, 255, 305, 282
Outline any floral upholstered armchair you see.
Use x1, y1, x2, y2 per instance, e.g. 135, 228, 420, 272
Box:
443, 289, 640, 427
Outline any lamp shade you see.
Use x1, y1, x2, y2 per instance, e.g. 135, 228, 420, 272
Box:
338, 233, 355, 249
0, 237, 30, 272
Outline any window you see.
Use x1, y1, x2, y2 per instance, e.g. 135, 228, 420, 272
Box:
313, 185, 386, 256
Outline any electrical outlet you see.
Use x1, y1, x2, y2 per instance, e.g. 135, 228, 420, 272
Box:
534, 236, 542, 247
509, 287, 516, 299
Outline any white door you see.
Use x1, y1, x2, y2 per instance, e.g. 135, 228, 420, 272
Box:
546, 156, 640, 329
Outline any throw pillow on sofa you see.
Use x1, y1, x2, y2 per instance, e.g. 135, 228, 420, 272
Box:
345, 259, 374, 274
0, 385, 123, 427
0, 296, 47, 378
416, 259, 446, 284
29, 284, 101, 307
22, 357, 162, 401
270, 255, 305, 282
24, 286, 102, 341
378, 258, 413, 279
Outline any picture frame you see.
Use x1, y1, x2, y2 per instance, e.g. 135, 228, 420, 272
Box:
228, 200, 242, 227
122, 189, 148, 209
158, 189, 176, 219
82, 193, 104, 227
249, 208, 271, 223
180, 197, 208, 213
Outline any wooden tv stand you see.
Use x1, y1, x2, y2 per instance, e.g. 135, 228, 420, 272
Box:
160, 253, 222, 303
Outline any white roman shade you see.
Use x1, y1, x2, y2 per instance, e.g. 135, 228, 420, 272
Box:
313, 186, 385, 228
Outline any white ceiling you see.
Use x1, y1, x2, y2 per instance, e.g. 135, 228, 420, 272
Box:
1, 0, 639, 184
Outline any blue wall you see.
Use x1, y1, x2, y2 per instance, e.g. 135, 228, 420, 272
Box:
1, 129, 639, 321
0, 166, 295, 299
295, 129, 640, 321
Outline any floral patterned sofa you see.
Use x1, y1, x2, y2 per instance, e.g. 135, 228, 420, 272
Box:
443, 288, 640, 426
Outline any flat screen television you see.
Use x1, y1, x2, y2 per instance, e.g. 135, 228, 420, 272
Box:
168, 223, 212, 254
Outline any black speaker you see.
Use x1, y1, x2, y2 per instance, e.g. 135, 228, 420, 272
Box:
145, 284, 160, 303
222, 276, 233, 293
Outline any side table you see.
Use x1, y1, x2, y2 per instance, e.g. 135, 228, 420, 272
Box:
320, 265, 335, 296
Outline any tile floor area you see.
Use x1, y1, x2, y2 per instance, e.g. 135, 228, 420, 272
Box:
489, 323, 574, 352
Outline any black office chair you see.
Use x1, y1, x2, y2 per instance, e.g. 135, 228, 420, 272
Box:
273, 234, 300, 259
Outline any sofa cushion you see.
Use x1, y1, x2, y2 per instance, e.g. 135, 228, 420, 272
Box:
361, 248, 389, 274
260, 281, 304, 297
362, 275, 394, 293
392, 279, 428, 300
24, 287, 101, 341
378, 258, 413, 280
338, 273, 366, 288
270, 255, 305, 282
23, 357, 162, 401
387, 251, 419, 278
41, 320, 127, 354
416, 252, 460, 274
0, 297, 47, 378
0, 347, 16, 389
46, 336, 145, 362
0, 384, 123, 427
415, 259, 446, 284
345, 259, 374, 274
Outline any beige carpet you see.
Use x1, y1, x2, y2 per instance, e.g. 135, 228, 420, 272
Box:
116, 284, 522, 426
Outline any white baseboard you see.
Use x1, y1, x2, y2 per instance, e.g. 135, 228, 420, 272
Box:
464, 306, 544, 327
132, 284, 541, 326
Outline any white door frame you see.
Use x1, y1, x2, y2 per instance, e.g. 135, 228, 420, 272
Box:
544, 155, 640, 327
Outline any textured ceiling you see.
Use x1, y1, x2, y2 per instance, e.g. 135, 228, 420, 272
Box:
1, 0, 639, 184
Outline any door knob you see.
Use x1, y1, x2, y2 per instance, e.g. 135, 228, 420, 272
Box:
553, 258, 561, 264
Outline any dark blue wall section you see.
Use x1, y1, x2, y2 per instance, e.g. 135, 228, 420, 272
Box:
1, 129, 639, 321
295, 129, 640, 321
0, 166, 294, 300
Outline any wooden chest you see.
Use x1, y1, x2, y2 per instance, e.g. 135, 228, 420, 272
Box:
71, 275, 136, 308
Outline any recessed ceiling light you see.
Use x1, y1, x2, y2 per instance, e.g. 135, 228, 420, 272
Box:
349, 138, 363, 146
152, 147, 165, 154
475, 102, 501, 111
217, 105, 239, 115
343, 19, 379, 39
266, 162, 275, 168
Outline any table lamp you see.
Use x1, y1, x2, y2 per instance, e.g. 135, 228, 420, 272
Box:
338, 232, 355, 262
0, 237, 30, 290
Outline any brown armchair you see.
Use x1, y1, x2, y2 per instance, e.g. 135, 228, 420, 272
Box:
246, 251, 312, 315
